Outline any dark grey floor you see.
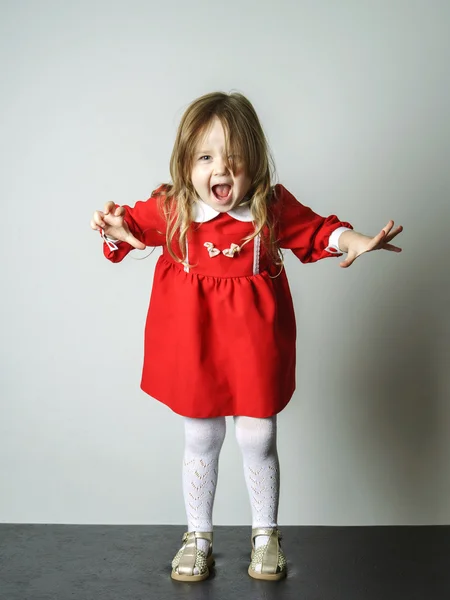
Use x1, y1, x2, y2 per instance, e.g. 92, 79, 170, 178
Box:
0, 525, 449, 600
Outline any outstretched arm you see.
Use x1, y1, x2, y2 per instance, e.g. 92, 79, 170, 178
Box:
338, 221, 403, 268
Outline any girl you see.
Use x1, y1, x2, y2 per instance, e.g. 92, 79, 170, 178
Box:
90, 92, 402, 582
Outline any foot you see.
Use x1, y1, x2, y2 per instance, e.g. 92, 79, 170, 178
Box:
171, 531, 214, 582
248, 527, 287, 581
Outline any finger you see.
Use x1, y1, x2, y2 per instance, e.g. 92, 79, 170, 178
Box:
104, 201, 116, 215
366, 229, 386, 252
90, 219, 100, 231
93, 210, 106, 228
114, 206, 125, 217
372, 221, 399, 248
339, 258, 352, 268
369, 222, 394, 249
103, 211, 121, 227
339, 253, 357, 268
384, 225, 403, 242
381, 244, 402, 252
382, 220, 394, 235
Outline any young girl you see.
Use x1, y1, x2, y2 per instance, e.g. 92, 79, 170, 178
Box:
90, 92, 402, 582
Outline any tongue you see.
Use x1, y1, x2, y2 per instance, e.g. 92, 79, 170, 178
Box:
214, 185, 231, 198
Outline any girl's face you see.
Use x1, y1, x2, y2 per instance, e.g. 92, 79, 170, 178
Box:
190, 117, 252, 212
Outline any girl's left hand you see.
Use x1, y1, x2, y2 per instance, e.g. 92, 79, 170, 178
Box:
339, 221, 403, 268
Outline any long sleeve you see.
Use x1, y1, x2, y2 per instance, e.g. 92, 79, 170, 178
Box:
273, 184, 353, 263
103, 188, 167, 263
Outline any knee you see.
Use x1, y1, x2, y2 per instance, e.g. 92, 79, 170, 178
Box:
184, 417, 226, 455
235, 416, 277, 459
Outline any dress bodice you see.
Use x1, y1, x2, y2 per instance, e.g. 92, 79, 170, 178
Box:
162, 214, 269, 278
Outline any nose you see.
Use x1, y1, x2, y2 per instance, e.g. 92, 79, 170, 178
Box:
214, 157, 229, 176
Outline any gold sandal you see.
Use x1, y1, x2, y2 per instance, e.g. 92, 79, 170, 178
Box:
171, 531, 214, 582
248, 527, 287, 581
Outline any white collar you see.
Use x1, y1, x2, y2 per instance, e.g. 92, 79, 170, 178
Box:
192, 199, 253, 223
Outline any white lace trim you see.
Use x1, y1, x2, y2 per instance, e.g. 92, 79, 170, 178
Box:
253, 234, 261, 275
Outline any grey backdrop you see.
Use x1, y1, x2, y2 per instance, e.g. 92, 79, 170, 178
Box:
1, 0, 449, 526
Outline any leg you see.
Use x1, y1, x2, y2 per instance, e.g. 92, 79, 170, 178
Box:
234, 415, 280, 530
172, 416, 226, 581
182, 416, 226, 534
234, 415, 286, 580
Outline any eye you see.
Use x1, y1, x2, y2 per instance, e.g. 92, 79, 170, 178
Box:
199, 155, 211, 161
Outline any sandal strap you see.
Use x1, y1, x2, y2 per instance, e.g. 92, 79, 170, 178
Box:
250, 528, 283, 575
251, 527, 282, 544
181, 531, 213, 545
176, 531, 213, 576
195, 531, 213, 545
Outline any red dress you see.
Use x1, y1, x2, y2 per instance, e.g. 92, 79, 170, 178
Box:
103, 184, 352, 418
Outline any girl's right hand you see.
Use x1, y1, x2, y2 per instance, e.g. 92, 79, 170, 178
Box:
90, 202, 146, 250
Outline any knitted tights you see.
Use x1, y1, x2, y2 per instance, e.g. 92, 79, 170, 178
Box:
182, 416, 279, 550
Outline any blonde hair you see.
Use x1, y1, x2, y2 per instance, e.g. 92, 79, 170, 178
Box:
156, 91, 281, 267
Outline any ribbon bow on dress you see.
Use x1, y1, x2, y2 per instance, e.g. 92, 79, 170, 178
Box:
222, 243, 241, 258
204, 242, 241, 258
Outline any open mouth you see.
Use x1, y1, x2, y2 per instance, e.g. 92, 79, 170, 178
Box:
212, 184, 232, 202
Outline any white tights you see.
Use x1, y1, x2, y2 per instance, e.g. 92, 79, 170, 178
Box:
182, 416, 280, 550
